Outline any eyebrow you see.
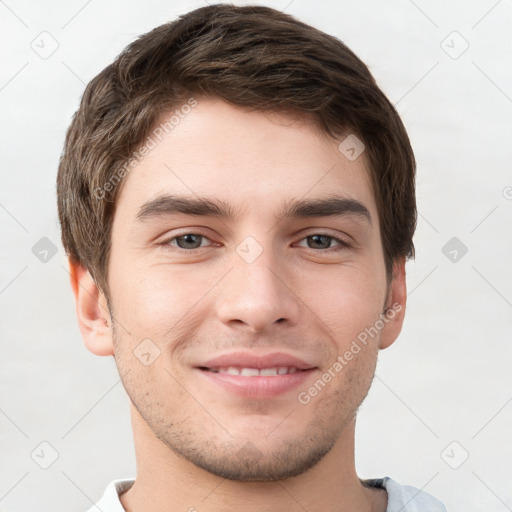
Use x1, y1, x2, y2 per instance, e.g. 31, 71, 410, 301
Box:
136, 194, 372, 225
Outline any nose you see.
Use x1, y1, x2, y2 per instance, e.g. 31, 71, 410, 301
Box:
216, 245, 301, 334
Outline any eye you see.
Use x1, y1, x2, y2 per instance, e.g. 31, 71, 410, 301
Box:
164, 233, 213, 250
159, 232, 350, 253
296, 234, 350, 251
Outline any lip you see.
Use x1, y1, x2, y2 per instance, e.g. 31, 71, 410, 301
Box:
195, 351, 318, 398
196, 367, 318, 398
199, 351, 317, 371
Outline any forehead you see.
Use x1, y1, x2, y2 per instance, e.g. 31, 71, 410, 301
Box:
114, 96, 376, 222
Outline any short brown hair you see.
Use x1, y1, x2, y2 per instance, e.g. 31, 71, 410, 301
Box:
57, 3, 416, 296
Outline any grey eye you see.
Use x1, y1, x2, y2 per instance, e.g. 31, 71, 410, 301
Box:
174, 234, 206, 249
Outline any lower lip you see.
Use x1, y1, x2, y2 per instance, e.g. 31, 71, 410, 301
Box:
195, 368, 318, 398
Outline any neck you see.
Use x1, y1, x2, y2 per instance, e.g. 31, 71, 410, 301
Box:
120, 404, 386, 512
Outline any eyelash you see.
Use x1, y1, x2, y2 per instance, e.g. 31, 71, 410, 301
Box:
159, 231, 351, 253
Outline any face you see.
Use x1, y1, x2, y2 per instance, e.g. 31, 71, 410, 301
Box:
94, 97, 404, 481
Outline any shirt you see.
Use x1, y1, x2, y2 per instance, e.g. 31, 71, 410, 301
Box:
86, 476, 447, 511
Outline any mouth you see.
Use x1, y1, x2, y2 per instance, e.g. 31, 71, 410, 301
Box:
199, 366, 306, 376
194, 352, 318, 398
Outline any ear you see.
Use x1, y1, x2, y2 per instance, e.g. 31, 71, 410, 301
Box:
68, 258, 114, 356
378, 257, 407, 350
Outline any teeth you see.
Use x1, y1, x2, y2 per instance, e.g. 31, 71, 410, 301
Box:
211, 366, 300, 376
240, 368, 259, 377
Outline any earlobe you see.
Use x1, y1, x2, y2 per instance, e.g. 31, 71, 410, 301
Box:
68, 259, 114, 356
378, 258, 407, 350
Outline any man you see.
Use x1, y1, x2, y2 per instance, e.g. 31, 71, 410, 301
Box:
57, 4, 447, 511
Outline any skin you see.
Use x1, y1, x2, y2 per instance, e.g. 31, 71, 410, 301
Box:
70, 96, 407, 512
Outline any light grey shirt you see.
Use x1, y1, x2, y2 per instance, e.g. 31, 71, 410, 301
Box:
86, 476, 447, 511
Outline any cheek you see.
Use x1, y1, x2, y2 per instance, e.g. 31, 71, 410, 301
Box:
110, 261, 216, 338
298, 265, 386, 343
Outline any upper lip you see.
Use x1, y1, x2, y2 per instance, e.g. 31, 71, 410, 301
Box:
198, 351, 317, 370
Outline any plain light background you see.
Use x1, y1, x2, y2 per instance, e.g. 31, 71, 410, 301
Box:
1, 0, 511, 510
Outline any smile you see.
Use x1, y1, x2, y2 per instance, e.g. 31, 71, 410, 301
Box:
202, 366, 302, 376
